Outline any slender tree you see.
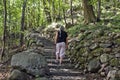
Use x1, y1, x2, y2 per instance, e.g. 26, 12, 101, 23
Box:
70, 0, 74, 24
8, 0, 12, 48
113, 0, 117, 15
43, 0, 51, 23
63, 8, 67, 25
37, 1, 41, 27
97, 0, 101, 21
51, 0, 55, 22
62, 0, 67, 26
82, 0, 96, 24
1, 0, 7, 59
20, 0, 27, 46
58, 0, 61, 20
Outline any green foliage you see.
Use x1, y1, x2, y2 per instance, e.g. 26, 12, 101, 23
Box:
68, 18, 120, 37
115, 39, 120, 45
67, 24, 88, 37
0, 0, 120, 47
89, 0, 98, 6
0, 24, 3, 36
0, 2, 3, 36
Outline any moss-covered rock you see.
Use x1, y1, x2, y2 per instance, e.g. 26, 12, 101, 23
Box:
110, 58, 119, 67
100, 54, 111, 63
115, 38, 120, 45
91, 48, 103, 56
87, 58, 101, 73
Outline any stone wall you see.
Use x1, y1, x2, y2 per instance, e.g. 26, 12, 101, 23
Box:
67, 27, 120, 80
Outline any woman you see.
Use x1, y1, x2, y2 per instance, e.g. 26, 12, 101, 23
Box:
54, 25, 68, 65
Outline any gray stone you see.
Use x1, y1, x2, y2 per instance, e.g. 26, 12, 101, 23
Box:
107, 70, 120, 80
88, 59, 101, 73
11, 51, 49, 77
30, 33, 41, 39
110, 58, 119, 67
84, 42, 91, 47
89, 43, 98, 50
103, 48, 112, 53
115, 53, 120, 58
100, 54, 110, 63
8, 69, 30, 80
100, 43, 112, 48
104, 66, 113, 75
36, 40, 44, 47
100, 72, 106, 77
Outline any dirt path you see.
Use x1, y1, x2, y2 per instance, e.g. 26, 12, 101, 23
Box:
0, 62, 10, 80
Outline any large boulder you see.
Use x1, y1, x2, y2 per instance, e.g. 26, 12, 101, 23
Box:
11, 50, 49, 77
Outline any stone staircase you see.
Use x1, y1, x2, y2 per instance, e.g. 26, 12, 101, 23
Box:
44, 47, 86, 80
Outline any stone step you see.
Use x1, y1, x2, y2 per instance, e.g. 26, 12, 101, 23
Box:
50, 70, 82, 76
45, 56, 69, 59
50, 68, 81, 74
43, 44, 84, 80
44, 48, 55, 53
45, 56, 56, 59
43, 49, 55, 56
48, 63, 74, 69
44, 46, 55, 49
51, 76, 86, 80
46, 59, 70, 63
43, 53, 55, 56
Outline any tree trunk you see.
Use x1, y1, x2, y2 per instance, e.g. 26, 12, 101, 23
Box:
70, 0, 74, 24
63, 8, 67, 26
113, 0, 117, 15
37, 1, 41, 27
8, 0, 12, 48
97, 0, 101, 21
58, 0, 61, 20
52, 0, 56, 22
43, 0, 52, 23
82, 0, 96, 24
1, 0, 7, 59
20, 0, 27, 46
62, 0, 67, 26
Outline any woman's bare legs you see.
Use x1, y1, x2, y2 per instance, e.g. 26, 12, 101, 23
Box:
55, 43, 60, 63
56, 42, 65, 65
59, 42, 65, 65
56, 53, 59, 61
59, 56, 63, 65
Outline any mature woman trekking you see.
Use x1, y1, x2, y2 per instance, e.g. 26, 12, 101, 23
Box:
54, 25, 68, 66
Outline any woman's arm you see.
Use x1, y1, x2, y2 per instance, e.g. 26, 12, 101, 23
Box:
54, 31, 58, 44
66, 37, 68, 49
